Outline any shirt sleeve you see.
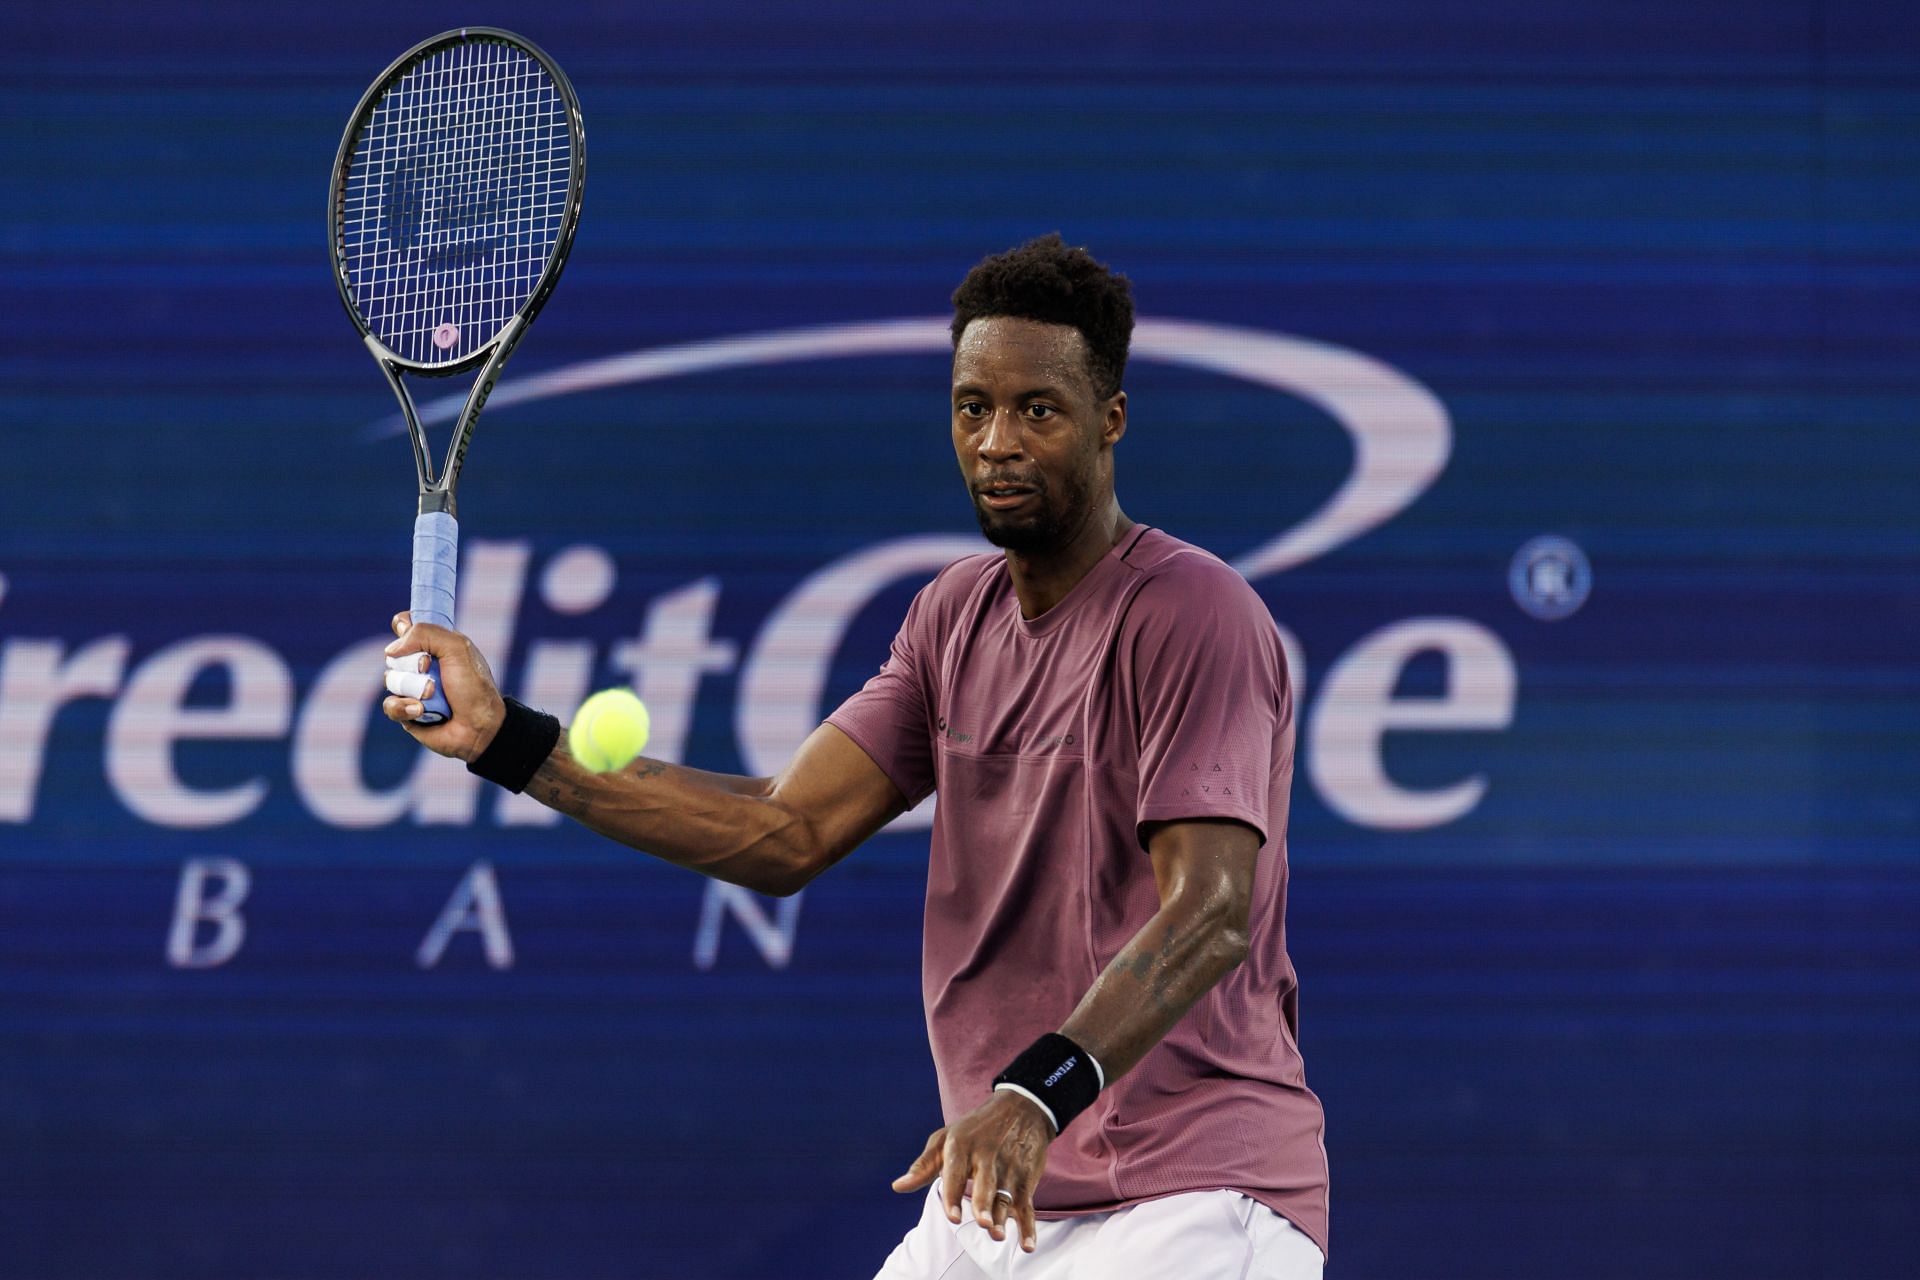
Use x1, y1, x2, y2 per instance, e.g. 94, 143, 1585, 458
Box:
1129, 560, 1286, 848
824, 581, 940, 807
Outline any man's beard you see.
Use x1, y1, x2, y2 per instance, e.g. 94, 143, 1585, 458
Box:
971, 470, 1092, 554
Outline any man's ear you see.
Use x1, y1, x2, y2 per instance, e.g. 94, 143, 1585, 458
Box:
1102, 391, 1127, 447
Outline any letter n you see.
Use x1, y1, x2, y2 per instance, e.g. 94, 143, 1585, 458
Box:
692, 882, 803, 970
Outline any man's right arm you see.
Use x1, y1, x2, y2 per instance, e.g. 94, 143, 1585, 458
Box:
526, 721, 907, 896
382, 612, 908, 896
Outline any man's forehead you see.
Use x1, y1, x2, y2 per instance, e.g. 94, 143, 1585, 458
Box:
952, 316, 1092, 389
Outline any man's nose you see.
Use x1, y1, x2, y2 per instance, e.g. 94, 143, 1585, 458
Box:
977, 409, 1025, 460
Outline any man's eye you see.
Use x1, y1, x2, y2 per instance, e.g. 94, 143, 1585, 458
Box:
957, 402, 987, 418
1026, 404, 1055, 420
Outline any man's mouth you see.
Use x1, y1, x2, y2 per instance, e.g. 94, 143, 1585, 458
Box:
977, 484, 1038, 511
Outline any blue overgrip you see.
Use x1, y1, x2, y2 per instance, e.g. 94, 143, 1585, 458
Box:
408, 510, 459, 724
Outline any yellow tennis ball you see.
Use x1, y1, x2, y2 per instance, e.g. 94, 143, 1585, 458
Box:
567, 688, 651, 773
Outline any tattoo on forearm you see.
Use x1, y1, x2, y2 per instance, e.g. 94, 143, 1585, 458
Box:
1129, 947, 1154, 983
531, 757, 669, 817
1124, 922, 1190, 1014
1150, 958, 1179, 1013
1153, 925, 1185, 1011
537, 780, 593, 813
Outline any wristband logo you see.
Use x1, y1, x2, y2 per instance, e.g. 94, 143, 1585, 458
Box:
1044, 1057, 1080, 1088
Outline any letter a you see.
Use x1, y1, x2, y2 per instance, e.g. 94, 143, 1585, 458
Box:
417, 861, 515, 969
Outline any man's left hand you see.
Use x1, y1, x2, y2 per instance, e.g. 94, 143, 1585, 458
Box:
890, 1090, 1052, 1252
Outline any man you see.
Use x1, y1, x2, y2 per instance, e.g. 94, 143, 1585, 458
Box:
382, 234, 1329, 1278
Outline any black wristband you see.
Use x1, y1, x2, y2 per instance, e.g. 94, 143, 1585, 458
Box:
465, 697, 561, 793
991, 1032, 1103, 1134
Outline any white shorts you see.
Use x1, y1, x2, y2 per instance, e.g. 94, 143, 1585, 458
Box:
873, 1187, 1324, 1280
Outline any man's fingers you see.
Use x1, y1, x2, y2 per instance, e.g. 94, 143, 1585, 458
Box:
989, 1185, 1012, 1239
1014, 1189, 1038, 1253
385, 670, 435, 700
890, 1128, 944, 1193
381, 645, 432, 703
381, 695, 426, 724
938, 1134, 968, 1224
970, 1153, 998, 1231
390, 611, 414, 638
385, 620, 454, 660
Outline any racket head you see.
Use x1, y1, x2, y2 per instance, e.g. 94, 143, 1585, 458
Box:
329, 28, 585, 375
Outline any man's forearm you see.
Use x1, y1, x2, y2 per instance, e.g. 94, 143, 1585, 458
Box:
526, 741, 825, 896
1057, 897, 1250, 1083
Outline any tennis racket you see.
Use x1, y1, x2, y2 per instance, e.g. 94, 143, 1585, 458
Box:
329, 27, 586, 724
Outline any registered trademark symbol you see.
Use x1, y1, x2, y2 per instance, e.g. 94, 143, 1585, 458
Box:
1509, 534, 1591, 620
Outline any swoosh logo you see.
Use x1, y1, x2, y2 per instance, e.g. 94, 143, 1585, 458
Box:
378, 317, 1451, 575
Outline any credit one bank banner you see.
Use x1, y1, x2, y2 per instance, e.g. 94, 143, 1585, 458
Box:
2, 3, 1915, 1278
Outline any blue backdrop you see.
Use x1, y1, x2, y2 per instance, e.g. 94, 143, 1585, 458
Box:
2, 2, 1916, 1277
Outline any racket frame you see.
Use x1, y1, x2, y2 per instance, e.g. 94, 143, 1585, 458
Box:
327, 25, 587, 516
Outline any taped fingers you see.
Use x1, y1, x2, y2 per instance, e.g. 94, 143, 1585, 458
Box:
384, 652, 432, 700
385, 669, 436, 700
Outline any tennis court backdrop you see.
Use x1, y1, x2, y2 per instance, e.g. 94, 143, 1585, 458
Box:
2, 2, 1914, 1277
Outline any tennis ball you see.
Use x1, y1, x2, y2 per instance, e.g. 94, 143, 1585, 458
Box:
567, 688, 651, 773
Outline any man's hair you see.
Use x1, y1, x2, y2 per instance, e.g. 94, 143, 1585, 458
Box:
950, 233, 1135, 399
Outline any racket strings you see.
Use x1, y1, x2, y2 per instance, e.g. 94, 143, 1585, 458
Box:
339, 36, 573, 367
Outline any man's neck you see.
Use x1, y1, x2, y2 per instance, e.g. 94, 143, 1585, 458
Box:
1005, 501, 1134, 621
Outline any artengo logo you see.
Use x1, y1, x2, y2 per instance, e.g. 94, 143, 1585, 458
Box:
0, 317, 1513, 840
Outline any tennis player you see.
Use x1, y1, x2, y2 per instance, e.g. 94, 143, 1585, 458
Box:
383, 234, 1329, 1278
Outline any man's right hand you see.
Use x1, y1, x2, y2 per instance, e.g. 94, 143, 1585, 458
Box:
381, 610, 506, 763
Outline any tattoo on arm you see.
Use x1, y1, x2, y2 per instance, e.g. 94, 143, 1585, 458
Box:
538, 780, 591, 812
1064, 904, 1242, 1081
534, 757, 669, 816
1126, 923, 1185, 1012
1148, 923, 1189, 1012
504, 722, 902, 901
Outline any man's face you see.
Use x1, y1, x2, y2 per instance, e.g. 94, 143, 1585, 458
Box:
951, 316, 1124, 553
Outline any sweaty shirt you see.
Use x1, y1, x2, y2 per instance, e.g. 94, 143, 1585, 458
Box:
826, 526, 1330, 1258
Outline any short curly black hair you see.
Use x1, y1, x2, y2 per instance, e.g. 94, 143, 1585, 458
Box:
950, 233, 1135, 400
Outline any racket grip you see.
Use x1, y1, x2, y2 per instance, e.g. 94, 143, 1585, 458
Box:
409, 510, 460, 725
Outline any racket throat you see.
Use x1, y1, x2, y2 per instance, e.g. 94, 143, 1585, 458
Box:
436, 316, 522, 490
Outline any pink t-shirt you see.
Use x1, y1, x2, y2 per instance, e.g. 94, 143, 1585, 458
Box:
827, 526, 1330, 1257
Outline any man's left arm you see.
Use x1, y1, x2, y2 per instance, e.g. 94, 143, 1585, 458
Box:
891, 817, 1256, 1252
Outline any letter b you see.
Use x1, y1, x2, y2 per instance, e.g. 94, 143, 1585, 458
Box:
166, 857, 251, 969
